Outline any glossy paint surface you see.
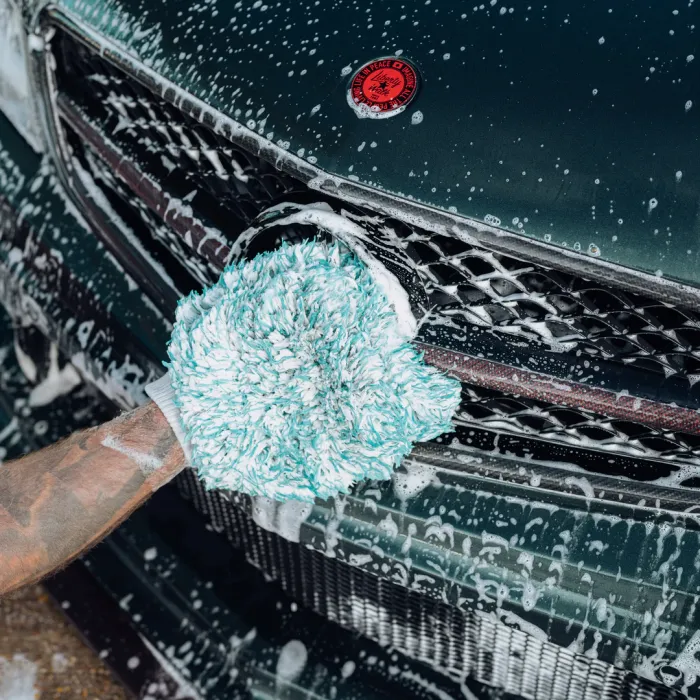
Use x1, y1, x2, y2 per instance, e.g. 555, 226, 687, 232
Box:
55, 0, 700, 286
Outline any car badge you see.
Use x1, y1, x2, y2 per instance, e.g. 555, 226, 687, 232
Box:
348, 57, 419, 118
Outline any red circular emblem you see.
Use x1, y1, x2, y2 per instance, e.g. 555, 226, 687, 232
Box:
350, 58, 419, 115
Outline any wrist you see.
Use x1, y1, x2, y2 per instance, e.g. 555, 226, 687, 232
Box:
145, 373, 191, 462
108, 401, 187, 491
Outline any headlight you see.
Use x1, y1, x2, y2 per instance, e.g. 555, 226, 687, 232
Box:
0, 0, 43, 152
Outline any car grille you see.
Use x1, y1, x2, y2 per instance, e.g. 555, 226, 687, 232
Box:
49, 25, 700, 486
52, 29, 307, 301
176, 468, 684, 700
50, 28, 700, 385
410, 230, 700, 380
44, 18, 700, 699
452, 384, 700, 485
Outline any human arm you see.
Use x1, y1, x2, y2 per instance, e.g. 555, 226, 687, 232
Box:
0, 401, 185, 596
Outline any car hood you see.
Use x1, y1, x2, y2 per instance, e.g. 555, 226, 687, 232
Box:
50, 0, 700, 288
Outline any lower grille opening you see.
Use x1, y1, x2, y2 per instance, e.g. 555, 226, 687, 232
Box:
176, 469, 685, 700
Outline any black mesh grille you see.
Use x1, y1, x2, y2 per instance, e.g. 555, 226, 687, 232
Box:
55, 33, 306, 241
389, 220, 700, 380
450, 384, 700, 483
66, 131, 209, 295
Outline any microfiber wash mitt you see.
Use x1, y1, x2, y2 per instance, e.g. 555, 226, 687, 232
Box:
146, 239, 461, 502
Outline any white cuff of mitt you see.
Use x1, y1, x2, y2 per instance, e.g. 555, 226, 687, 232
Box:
145, 372, 192, 462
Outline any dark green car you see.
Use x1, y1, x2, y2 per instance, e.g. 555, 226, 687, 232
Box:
2, 0, 700, 697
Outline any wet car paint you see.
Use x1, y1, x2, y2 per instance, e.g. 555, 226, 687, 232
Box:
47, 0, 700, 288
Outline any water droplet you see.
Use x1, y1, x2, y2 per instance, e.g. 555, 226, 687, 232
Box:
411, 110, 424, 125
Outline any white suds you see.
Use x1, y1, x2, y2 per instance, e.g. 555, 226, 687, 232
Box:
138, 635, 201, 700
28, 343, 82, 407
0, 655, 38, 700
346, 90, 407, 120
13, 336, 37, 383
251, 497, 312, 543
51, 652, 69, 673
341, 660, 356, 678
276, 640, 308, 684
102, 434, 163, 475
393, 462, 437, 504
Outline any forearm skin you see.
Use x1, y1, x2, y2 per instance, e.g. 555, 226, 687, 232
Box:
0, 401, 185, 596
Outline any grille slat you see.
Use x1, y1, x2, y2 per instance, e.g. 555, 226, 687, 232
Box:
411, 228, 700, 377
455, 384, 700, 472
